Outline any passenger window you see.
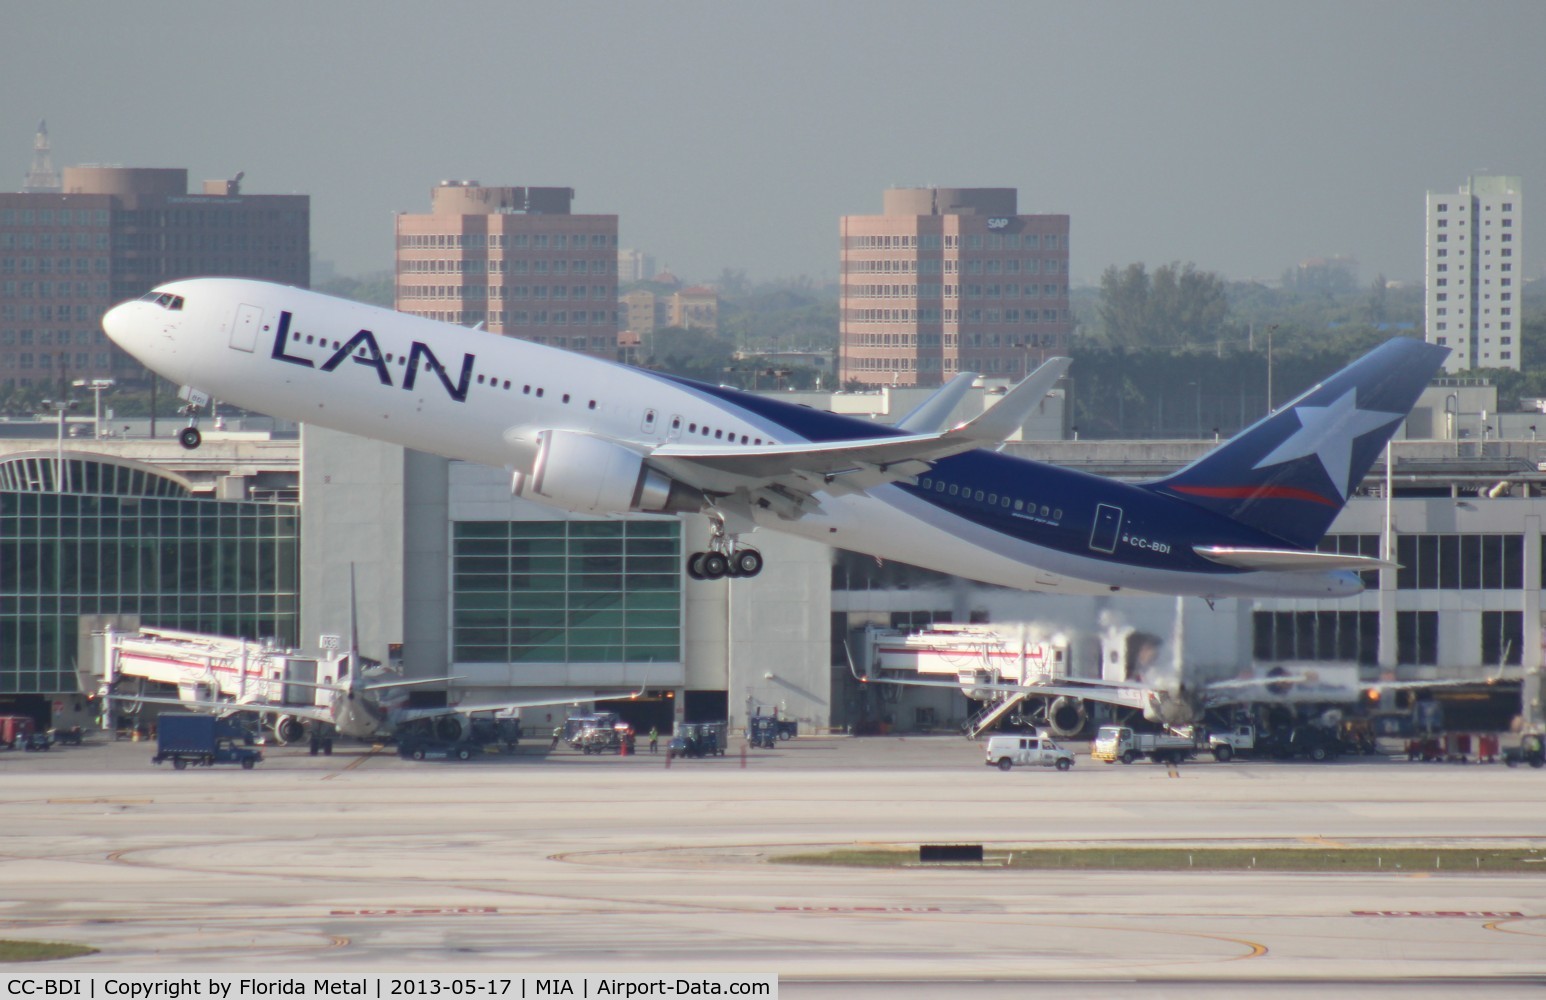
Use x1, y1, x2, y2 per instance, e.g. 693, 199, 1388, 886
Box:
1054, 509, 1063, 519
948, 484, 958, 496
714, 430, 723, 440
988, 493, 997, 505
974, 490, 984, 501
1040, 505, 1049, 516
689, 423, 697, 433
936, 481, 946, 492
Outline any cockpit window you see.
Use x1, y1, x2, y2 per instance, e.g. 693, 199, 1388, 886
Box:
138, 291, 185, 311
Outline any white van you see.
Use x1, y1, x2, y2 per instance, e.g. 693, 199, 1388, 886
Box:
984, 734, 1075, 771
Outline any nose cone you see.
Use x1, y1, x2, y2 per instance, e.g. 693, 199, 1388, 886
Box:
101, 301, 137, 351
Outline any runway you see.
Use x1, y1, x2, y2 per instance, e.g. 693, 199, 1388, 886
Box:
3, 736, 1544, 997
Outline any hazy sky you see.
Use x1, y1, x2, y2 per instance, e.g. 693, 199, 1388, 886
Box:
4, 1, 1542, 286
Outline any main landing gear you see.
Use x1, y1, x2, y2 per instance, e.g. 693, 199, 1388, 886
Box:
686, 513, 764, 580
686, 546, 763, 580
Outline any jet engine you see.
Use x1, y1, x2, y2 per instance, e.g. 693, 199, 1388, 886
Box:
1045, 696, 1087, 737
513, 429, 701, 515
434, 714, 469, 743
271, 715, 306, 745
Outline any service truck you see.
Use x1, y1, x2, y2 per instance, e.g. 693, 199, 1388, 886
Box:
1092, 725, 1196, 764
151, 713, 263, 770
1206, 724, 1262, 762
984, 734, 1075, 771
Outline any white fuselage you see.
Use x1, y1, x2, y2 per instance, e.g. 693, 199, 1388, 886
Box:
104, 279, 1359, 599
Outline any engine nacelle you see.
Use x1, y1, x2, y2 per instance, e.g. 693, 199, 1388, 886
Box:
271, 715, 306, 745
434, 714, 469, 743
514, 429, 700, 515
1045, 696, 1087, 737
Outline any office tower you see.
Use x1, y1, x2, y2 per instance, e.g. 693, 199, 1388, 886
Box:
1426, 176, 1523, 372
395, 181, 619, 359
839, 187, 1070, 387
0, 167, 308, 386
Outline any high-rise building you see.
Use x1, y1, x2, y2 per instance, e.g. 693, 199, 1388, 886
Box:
0, 166, 309, 388
839, 187, 1070, 388
395, 181, 619, 360
1425, 176, 1523, 373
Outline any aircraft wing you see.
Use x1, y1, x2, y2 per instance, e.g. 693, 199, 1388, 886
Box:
392, 687, 645, 723
646, 358, 1071, 506
1193, 546, 1398, 573
860, 673, 1158, 713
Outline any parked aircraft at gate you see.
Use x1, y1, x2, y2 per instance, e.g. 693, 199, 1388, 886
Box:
104, 279, 1447, 599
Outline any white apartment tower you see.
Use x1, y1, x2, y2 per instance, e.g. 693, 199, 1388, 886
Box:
1425, 176, 1523, 373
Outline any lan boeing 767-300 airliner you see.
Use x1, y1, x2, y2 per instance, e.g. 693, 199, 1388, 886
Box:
103, 278, 1447, 600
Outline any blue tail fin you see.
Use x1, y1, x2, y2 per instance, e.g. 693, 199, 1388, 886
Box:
1147, 338, 1448, 549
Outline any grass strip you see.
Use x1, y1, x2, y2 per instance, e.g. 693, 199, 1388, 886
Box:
774, 846, 1546, 873
0, 940, 98, 962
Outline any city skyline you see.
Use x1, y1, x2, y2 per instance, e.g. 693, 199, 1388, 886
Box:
3, 1, 1542, 286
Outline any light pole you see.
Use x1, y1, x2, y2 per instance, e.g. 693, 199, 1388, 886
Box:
1266, 324, 1277, 413
39, 397, 78, 492
72, 378, 115, 439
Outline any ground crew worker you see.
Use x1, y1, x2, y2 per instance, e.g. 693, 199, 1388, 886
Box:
648, 726, 659, 754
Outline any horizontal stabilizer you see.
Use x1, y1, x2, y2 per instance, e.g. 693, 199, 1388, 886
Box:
1193, 546, 1397, 573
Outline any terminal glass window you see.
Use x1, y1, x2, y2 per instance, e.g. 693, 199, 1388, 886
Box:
451, 519, 681, 665
1397, 533, 1522, 590
1251, 610, 1377, 665
0, 489, 300, 695
1480, 610, 1523, 668
1395, 611, 1438, 666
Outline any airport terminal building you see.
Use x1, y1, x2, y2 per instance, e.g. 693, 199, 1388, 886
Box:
2, 382, 1543, 736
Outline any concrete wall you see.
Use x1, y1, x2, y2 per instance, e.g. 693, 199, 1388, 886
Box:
300, 426, 412, 672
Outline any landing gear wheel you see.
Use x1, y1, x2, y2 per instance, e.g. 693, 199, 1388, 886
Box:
700, 552, 729, 579
686, 552, 707, 580
179, 426, 202, 450
730, 549, 763, 577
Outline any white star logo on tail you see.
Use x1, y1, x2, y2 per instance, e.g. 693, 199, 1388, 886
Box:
1251, 388, 1403, 500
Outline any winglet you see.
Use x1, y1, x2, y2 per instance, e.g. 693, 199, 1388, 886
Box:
896, 371, 979, 433
945, 357, 1071, 445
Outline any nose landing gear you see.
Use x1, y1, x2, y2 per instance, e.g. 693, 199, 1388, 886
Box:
177, 395, 205, 450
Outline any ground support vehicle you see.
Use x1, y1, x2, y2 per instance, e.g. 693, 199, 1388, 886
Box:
1276, 726, 1343, 761
469, 715, 522, 751
564, 712, 620, 748
397, 738, 483, 761
1504, 734, 1545, 769
1405, 735, 1445, 762
151, 713, 263, 769
668, 722, 727, 760
748, 717, 780, 749
1092, 725, 1196, 764
0, 714, 36, 749
51, 726, 84, 745
984, 734, 1075, 771
22, 731, 52, 752
1206, 724, 1261, 762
